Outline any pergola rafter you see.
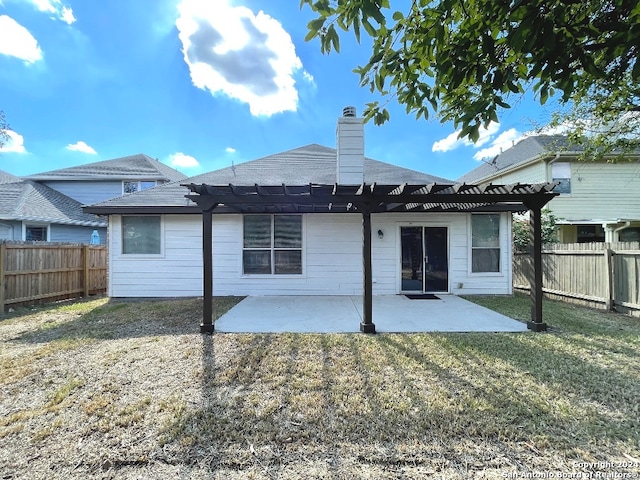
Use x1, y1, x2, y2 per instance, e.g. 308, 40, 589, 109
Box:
183, 181, 558, 334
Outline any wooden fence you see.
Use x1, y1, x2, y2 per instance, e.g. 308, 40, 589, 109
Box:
513, 242, 640, 316
0, 242, 107, 312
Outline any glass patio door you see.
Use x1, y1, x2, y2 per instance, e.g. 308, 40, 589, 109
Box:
400, 226, 448, 293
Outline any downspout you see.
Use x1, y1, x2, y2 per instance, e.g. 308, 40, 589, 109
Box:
612, 221, 631, 242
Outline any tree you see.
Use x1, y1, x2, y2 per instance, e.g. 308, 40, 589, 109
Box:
301, 0, 640, 155
0, 110, 9, 149
512, 209, 558, 252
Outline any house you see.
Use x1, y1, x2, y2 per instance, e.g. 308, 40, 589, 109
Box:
86, 108, 557, 332
24, 153, 187, 205
0, 170, 106, 242
0, 153, 187, 244
458, 136, 640, 243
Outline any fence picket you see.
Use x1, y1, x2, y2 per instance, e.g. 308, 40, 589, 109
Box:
514, 242, 640, 316
0, 241, 107, 311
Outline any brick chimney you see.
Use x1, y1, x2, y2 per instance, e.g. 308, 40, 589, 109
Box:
336, 106, 365, 184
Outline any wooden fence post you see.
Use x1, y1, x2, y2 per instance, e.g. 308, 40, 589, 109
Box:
83, 245, 89, 297
0, 244, 5, 313
604, 247, 614, 311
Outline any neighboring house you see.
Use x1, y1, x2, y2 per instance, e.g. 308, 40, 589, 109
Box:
458, 135, 640, 243
24, 153, 187, 205
86, 110, 554, 303
0, 153, 187, 244
0, 169, 106, 242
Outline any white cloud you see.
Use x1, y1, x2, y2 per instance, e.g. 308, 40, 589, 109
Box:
0, 15, 43, 63
432, 122, 500, 153
169, 152, 200, 168
66, 141, 97, 154
0, 130, 27, 153
60, 6, 76, 25
473, 128, 524, 161
176, 0, 305, 116
30, 0, 76, 24
225, 147, 236, 153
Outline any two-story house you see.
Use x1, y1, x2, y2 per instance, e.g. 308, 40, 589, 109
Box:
0, 154, 186, 244
458, 135, 640, 243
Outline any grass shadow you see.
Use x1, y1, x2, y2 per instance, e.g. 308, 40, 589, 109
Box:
6, 297, 244, 345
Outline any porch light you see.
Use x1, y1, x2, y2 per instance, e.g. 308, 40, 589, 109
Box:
377, 229, 384, 239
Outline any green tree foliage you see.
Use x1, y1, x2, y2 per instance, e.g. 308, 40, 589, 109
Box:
512, 209, 558, 252
0, 110, 9, 148
301, 0, 640, 154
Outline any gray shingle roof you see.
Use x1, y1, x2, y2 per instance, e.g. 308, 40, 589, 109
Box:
457, 135, 574, 183
87, 144, 453, 210
0, 177, 106, 226
24, 153, 187, 182
0, 170, 21, 184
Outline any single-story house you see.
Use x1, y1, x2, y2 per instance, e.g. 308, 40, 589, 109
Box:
86, 108, 556, 332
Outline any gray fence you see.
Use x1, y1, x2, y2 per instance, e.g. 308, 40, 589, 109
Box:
513, 242, 640, 316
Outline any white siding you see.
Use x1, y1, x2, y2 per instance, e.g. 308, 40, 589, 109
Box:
109, 214, 203, 297
489, 162, 547, 184
549, 161, 640, 221
108, 212, 513, 297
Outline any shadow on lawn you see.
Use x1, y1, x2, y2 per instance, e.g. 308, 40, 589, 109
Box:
9, 297, 243, 344
161, 329, 639, 475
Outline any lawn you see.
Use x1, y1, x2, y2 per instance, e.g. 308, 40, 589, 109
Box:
0, 294, 638, 479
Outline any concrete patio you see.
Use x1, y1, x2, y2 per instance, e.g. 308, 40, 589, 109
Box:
214, 295, 528, 333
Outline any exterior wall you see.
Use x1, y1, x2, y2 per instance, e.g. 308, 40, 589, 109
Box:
484, 162, 547, 185
109, 214, 203, 297
548, 161, 640, 222
371, 212, 512, 296
49, 225, 107, 244
107, 212, 513, 298
42, 180, 125, 205
0, 221, 20, 240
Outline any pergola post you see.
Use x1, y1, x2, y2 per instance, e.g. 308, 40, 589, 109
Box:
527, 204, 547, 331
360, 208, 376, 333
201, 206, 216, 334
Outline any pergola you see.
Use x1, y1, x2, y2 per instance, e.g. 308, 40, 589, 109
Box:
184, 182, 558, 334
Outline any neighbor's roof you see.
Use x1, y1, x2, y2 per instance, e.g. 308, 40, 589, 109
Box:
457, 135, 576, 184
0, 178, 106, 227
85, 144, 452, 212
24, 153, 187, 182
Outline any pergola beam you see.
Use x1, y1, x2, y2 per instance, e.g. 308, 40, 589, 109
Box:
183, 182, 558, 334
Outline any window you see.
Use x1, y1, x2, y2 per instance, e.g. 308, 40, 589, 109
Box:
551, 162, 571, 194
243, 215, 302, 274
471, 214, 500, 272
123, 181, 157, 194
576, 224, 605, 243
25, 225, 48, 241
122, 216, 161, 254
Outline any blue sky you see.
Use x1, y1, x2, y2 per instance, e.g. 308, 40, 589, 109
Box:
0, 0, 560, 181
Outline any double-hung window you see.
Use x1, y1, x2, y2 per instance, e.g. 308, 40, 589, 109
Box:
551, 162, 571, 194
471, 214, 501, 273
243, 215, 302, 274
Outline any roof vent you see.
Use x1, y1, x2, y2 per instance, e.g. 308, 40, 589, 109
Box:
342, 106, 357, 117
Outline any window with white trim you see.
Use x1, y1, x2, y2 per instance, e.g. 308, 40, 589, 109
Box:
243, 215, 302, 274
25, 224, 49, 241
122, 216, 161, 254
471, 214, 500, 272
551, 162, 571, 194
123, 181, 157, 194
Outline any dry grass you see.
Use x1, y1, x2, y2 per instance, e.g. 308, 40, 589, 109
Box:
0, 294, 638, 479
